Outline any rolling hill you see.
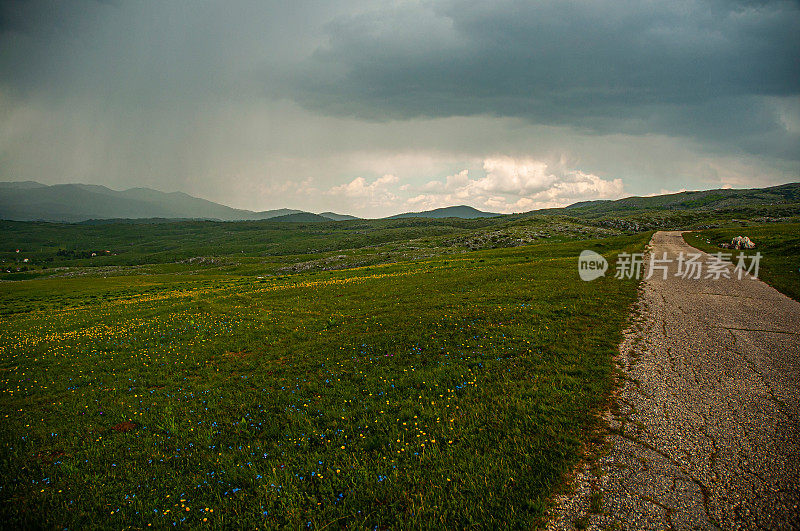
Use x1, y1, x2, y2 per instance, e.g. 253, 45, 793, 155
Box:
268, 212, 331, 223
387, 205, 500, 219
0, 182, 499, 222
319, 212, 360, 221
0, 182, 305, 222
536, 183, 800, 218
3, 180, 799, 224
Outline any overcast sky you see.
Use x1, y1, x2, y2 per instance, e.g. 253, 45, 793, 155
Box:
1, 0, 798, 217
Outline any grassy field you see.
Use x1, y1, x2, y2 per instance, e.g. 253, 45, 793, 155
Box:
0, 231, 648, 529
4, 201, 796, 275
683, 222, 800, 301
0, 216, 615, 270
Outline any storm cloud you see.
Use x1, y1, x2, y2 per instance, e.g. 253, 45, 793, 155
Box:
0, 0, 797, 216
285, 0, 800, 157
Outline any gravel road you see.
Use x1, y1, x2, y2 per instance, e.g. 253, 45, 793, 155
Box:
548, 230, 800, 530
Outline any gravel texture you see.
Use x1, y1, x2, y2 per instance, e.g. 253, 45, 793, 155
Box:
548, 231, 800, 530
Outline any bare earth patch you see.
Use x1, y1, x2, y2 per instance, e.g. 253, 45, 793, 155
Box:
110, 422, 138, 433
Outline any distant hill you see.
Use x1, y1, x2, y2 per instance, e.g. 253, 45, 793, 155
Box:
0, 182, 305, 222
269, 212, 330, 223
536, 183, 800, 218
319, 212, 360, 221
0, 181, 47, 190
5, 180, 796, 224
387, 205, 500, 219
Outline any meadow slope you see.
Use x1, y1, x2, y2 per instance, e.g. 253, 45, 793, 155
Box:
0, 233, 648, 528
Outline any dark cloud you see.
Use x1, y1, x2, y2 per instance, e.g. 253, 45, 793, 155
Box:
0, 0, 796, 215
0, 0, 358, 100
282, 0, 799, 158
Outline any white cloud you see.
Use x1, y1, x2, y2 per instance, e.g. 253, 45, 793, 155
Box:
403, 157, 625, 213
420, 169, 471, 192
328, 174, 399, 197
323, 173, 406, 216
480, 157, 557, 195
527, 171, 624, 202
643, 188, 688, 197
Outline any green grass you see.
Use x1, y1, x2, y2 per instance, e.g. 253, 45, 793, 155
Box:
0, 232, 648, 529
0, 216, 579, 269
3, 203, 796, 278
683, 222, 800, 301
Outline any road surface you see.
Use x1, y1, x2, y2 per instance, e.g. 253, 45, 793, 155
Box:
549, 231, 800, 530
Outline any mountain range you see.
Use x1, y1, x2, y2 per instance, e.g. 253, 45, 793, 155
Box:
0, 182, 352, 223
1, 180, 799, 223
0, 181, 500, 222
